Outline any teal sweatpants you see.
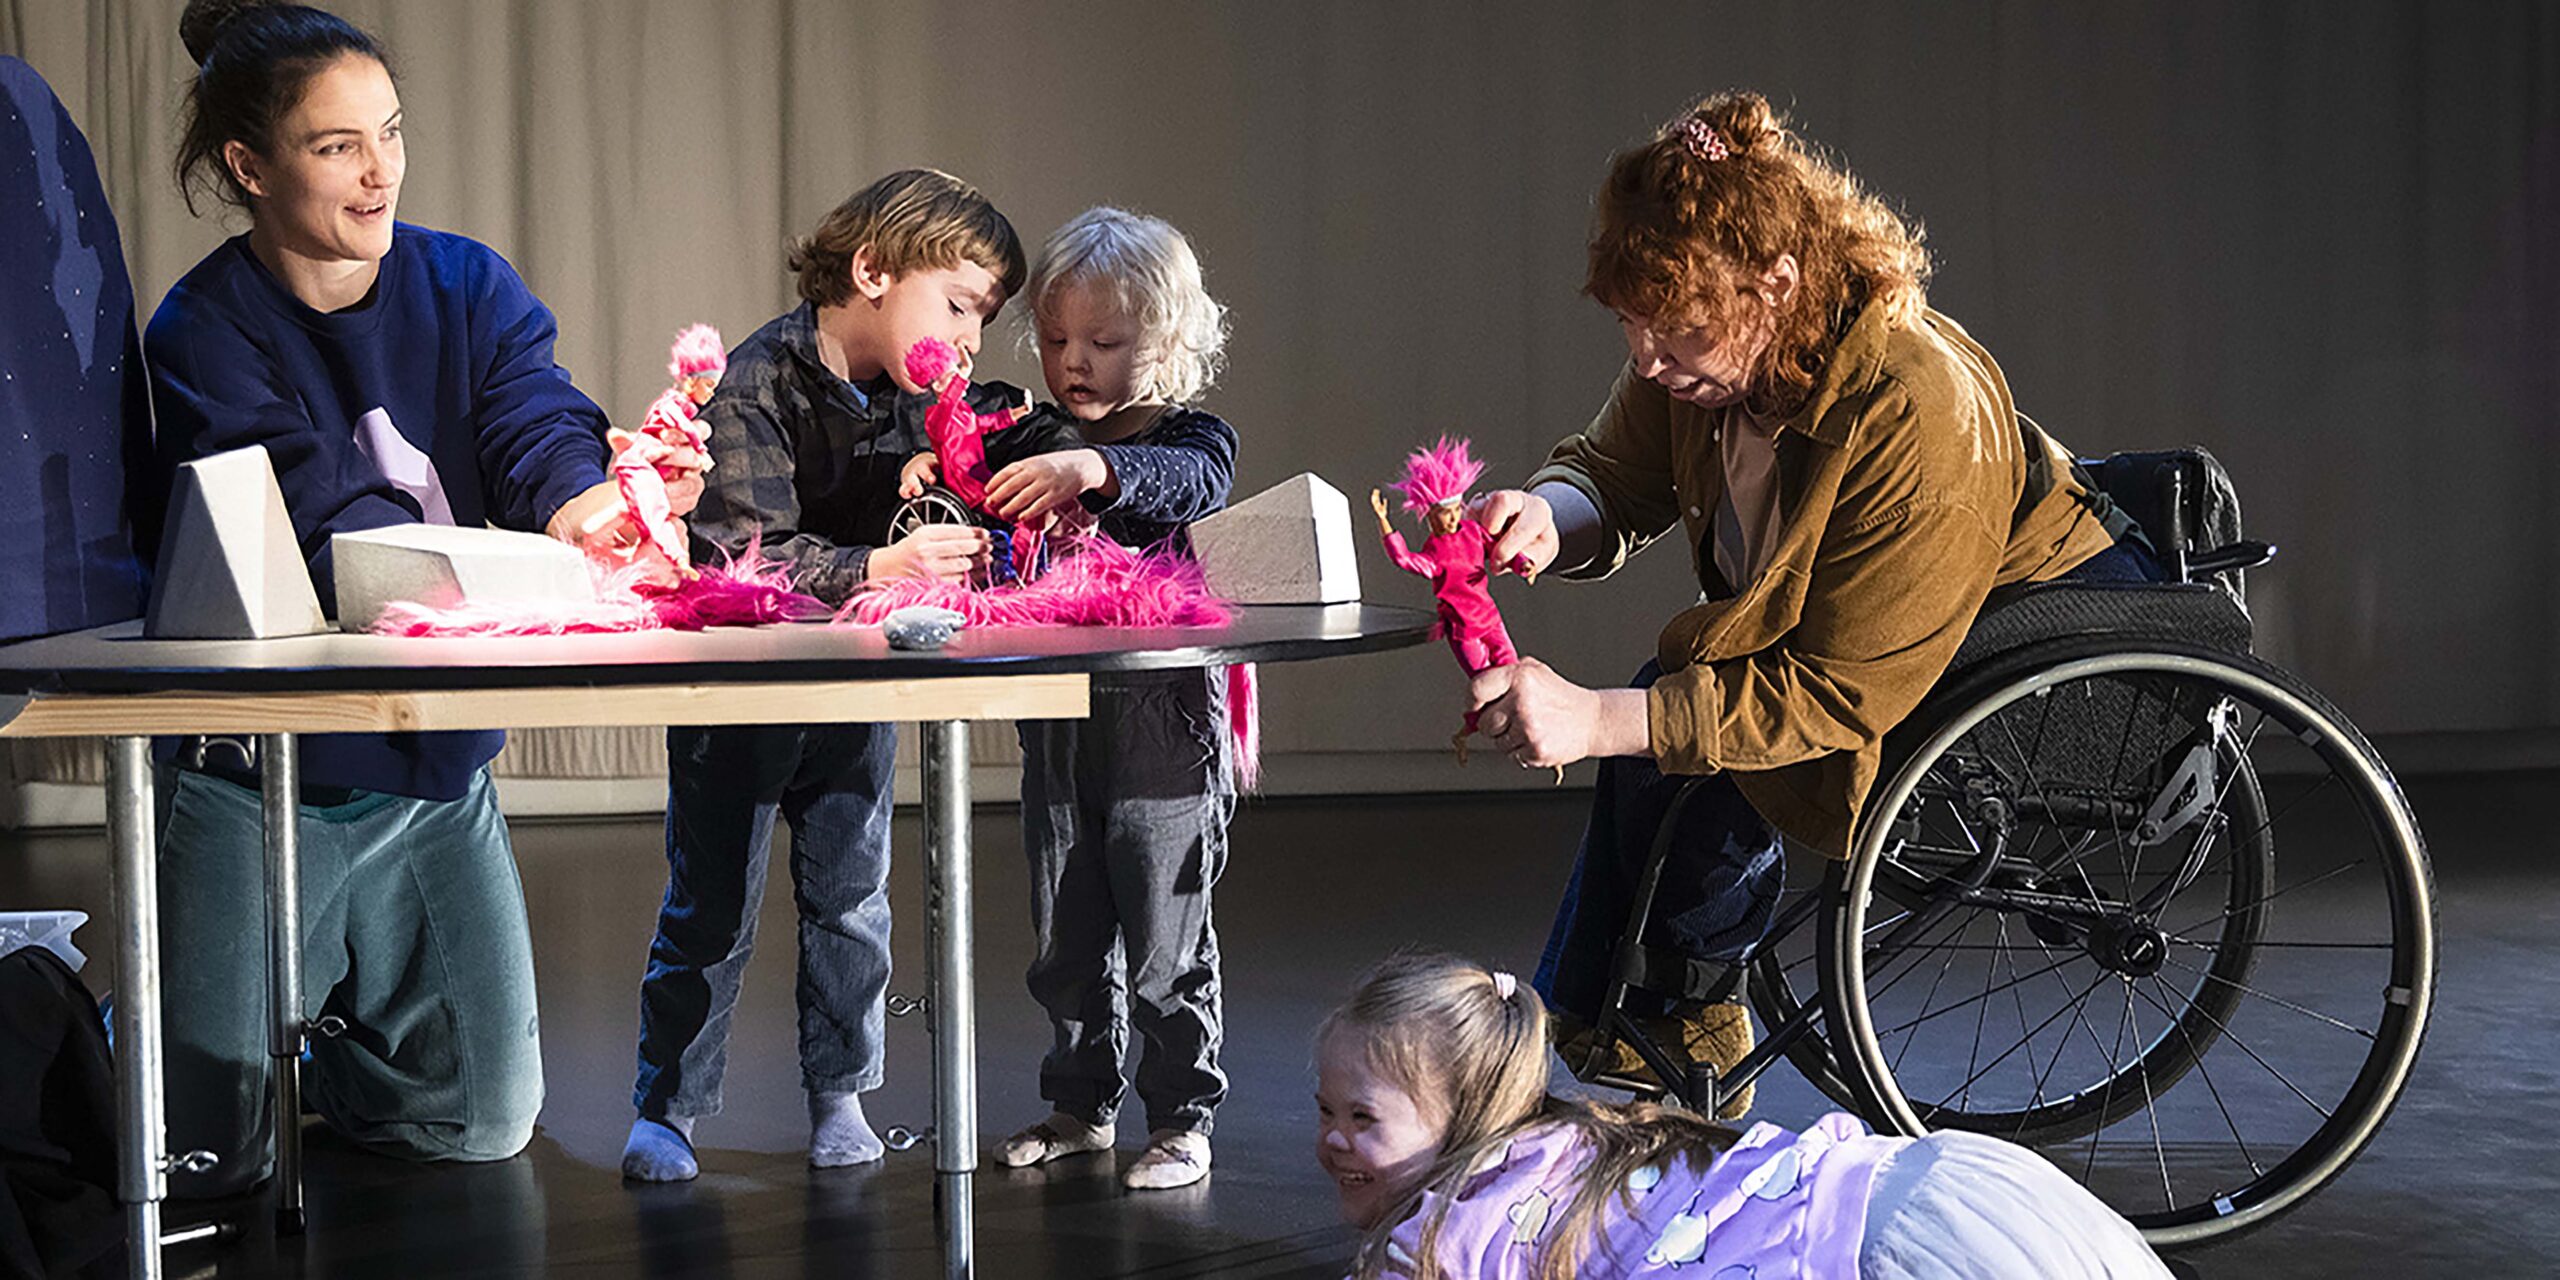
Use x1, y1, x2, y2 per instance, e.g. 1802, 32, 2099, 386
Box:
154, 766, 543, 1197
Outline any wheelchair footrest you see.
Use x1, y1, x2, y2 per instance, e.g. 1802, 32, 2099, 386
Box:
1610, 944, 1744, 1006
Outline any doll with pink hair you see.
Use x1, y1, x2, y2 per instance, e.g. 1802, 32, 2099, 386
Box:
1374, 437, 1535, 763
606, 324, 724, 577
901, 336, 1046, 580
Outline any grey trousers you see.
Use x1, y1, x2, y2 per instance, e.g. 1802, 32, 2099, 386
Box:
155, 766, 543, 1198
1017, 667, 1236, 1136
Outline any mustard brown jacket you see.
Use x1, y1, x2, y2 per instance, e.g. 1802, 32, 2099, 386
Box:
1526, 301, 2119, 857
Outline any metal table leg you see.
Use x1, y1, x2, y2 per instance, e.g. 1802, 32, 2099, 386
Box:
260, 733, 306, 1235
919, 720, 975, 1278
106, 737, 163, 1280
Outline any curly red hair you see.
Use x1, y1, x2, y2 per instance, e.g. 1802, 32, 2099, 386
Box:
1585, 91, 1933, 418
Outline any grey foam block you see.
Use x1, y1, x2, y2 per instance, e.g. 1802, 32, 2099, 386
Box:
1188, 472, 1362, 604
143, 445, 331, 639
331, 523, 596, 632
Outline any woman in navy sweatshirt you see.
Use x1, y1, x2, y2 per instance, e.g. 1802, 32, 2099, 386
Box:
137, 0, 670, 1195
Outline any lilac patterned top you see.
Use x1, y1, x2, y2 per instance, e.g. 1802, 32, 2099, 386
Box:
1365, 1113, 1901, 1279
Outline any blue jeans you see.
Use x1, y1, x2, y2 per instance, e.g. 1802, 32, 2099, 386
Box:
155, 766, 542, 1198
1533, 535, 2165, 1023
634, 723, 897, 1117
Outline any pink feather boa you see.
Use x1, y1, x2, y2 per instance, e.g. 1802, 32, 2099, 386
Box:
840, 529, 1260, 789
369, 542, 825, 637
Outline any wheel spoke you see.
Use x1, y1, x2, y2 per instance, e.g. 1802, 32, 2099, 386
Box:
2157, 954, 2376, 1041
2134, 973, 2263, 1178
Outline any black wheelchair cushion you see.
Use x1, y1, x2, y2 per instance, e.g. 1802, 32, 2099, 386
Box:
1951, 580, 2252, 674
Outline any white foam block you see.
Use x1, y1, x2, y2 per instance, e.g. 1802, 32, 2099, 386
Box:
1189, 472, 1362, 604
144, 445, 331, 639
331, 523, 596, 632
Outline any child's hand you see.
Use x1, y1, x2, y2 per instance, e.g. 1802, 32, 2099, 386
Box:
898, 452, 943, 499
985, 449, 1108, 524
868, 523, 992, 584
1370, 488, 1396, 535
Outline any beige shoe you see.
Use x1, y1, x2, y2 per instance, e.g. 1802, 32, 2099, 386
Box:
1655, 1002, 1755, 1121
1121, 1129, 1210, 1190
992, 1112, 1114, 1168
1555, 1005, 1756, 1120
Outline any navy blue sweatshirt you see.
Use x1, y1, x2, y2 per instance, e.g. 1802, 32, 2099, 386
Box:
142, 224, 610, 800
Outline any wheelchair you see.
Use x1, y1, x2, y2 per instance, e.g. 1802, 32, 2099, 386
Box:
1567, 448, 2434, 1250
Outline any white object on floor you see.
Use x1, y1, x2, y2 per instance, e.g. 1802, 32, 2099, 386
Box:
1188, 472, 1361, 604
143, 445, 330, 639
0, 909, 89, 971
331, 523, 596, 632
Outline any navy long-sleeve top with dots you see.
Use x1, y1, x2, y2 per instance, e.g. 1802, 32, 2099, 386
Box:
1077, 405, 1239, 552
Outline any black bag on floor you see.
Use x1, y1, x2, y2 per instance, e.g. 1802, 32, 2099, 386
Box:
0, 945, 119, 1280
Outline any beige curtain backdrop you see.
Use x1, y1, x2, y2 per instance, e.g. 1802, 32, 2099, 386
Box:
4, 1, 2554, 796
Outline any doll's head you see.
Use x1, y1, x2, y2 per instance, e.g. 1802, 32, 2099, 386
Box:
1584, 90, 1932, 417
1389, 438, 1487, 535
668, 323, 726, 405
1023, 207, 1228, 421
789, 169, 1025, 388
1315, 953, 1548, 1231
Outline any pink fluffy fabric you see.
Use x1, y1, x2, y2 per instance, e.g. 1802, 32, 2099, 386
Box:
370, 543, 825, 637
1390, 435, 1487, 515
838, 529, 1230, 629
668, 323, 727, 379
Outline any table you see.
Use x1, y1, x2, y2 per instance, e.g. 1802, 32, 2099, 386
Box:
0, 604, 1432, 1279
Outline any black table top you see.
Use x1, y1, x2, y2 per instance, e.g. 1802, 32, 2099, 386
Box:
0, 604, 1435, 696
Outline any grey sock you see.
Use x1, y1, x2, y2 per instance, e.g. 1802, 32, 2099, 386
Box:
621, 1114, 698, 1183
809, 1090, 886, 1168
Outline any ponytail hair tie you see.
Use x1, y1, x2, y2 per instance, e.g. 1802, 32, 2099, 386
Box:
1491, 971, 1517, 1000
1678, 117, 1731, 163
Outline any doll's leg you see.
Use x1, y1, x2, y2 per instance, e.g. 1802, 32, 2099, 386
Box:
783, 723, 900, 1166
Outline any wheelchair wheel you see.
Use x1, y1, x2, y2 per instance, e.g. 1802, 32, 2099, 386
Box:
1821, 639, 2433, 1246
890, 488, 976, 542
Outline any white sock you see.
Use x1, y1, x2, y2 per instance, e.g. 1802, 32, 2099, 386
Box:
809, 1090, 886, 1168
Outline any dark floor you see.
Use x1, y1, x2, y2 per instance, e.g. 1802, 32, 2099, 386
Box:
2, 773, 2552, 1277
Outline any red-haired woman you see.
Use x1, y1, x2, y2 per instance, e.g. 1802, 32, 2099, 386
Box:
1467, 92, 2157, 1105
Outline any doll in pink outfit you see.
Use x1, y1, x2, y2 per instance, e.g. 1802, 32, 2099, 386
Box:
1374, 437, 1532, 762
902, 336, 1042, 578
605, 324, 723, 578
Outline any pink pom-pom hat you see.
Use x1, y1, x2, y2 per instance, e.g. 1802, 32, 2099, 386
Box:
667, 324, 727, 379
1389, 436, 1488, 516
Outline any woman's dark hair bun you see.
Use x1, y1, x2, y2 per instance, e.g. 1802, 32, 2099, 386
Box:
179, 0, 288, 67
